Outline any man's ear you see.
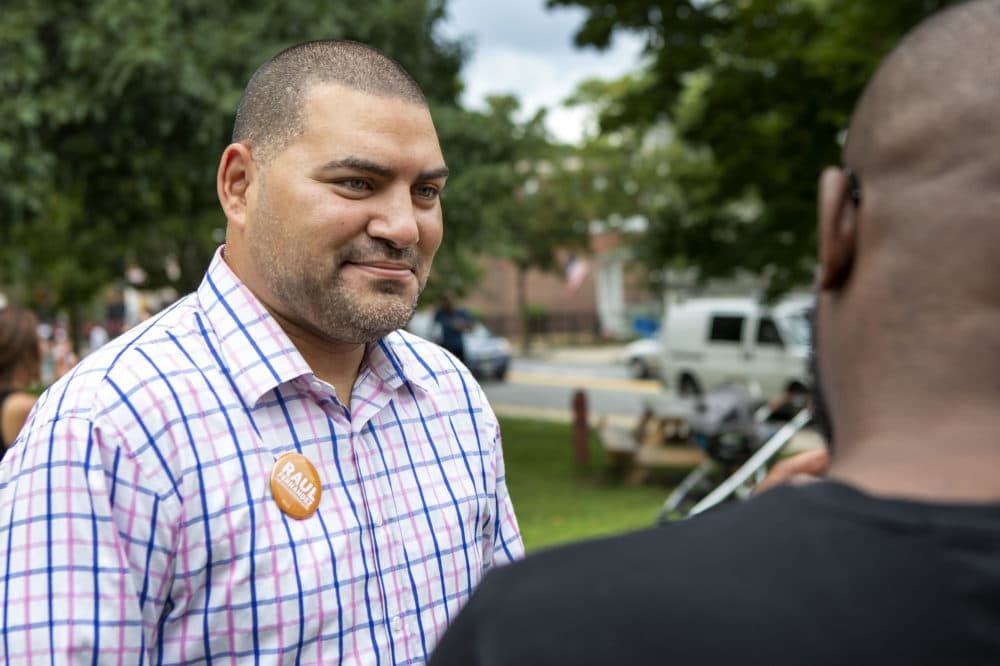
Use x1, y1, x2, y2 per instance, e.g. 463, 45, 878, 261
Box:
217, 143, 255, 229
817, 166, 858, 290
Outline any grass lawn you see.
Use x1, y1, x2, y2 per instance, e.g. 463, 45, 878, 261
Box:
499, 416, 688, 553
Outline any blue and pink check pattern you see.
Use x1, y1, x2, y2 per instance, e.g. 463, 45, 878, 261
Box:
0, 249, 523, 664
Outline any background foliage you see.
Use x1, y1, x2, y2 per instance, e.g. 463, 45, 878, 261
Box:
548, 0, 961, 294
3, 0, 966, 331
1, 0, 579, 329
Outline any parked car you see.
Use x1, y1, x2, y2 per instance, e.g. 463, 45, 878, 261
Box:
621, 336, 664, 380
462, 321, 512, 380
660, 295, 813, 399
405, 311, 512, 381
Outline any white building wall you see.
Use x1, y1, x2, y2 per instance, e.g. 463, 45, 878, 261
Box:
596, 250, 629, 338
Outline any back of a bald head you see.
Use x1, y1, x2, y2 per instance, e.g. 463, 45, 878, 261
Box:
832, 1, 1000, 378
232, 40, 428, 164
846, 1, 1000, 197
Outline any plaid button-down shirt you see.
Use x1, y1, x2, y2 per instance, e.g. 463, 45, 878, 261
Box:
0, 249, 523, 665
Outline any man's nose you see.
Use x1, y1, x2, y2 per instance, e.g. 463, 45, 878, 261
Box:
368, 186, 420, 248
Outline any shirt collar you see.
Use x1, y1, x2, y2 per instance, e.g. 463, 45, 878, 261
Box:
196, 247, 435, 405
365, 332, 436, 394
197, 247, 314, 407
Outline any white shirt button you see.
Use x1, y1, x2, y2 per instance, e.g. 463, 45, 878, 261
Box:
391, 615, 403, 635
310, 380, 323, 392
372, 509, 383, 527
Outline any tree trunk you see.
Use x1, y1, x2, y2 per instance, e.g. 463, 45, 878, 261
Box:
516, 264, 531, 356
68, 301, 83, 360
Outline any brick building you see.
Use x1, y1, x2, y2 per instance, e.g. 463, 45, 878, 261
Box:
433, 229, 662, 343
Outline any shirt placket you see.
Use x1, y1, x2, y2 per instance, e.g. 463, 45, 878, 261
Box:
352, 422, 420, 664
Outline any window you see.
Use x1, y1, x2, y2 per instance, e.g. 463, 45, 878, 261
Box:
709, 315, 744, 343
779, 312, 811, 346
756, 317, 784, 346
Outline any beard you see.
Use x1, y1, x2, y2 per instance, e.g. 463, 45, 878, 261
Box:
808, 295, 835, 451
249, 212, 424, 344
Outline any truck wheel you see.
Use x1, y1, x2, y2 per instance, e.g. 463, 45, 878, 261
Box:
494, 362, 509, 381
679, 374, 701, 397
628, 358, 651, 379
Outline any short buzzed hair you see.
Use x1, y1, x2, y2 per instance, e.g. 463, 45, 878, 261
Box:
232, 40, 428, 163
845, 0, 1000, 186
839, 0, 1000, 324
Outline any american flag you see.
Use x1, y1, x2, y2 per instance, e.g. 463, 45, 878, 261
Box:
564, 254, 590, 295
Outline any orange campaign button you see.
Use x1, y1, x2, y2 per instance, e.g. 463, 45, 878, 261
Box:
270, 452, 322, 519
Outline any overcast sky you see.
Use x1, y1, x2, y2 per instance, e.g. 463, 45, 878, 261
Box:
440, 0, 645, 143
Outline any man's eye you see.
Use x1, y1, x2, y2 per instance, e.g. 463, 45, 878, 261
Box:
413, 185, 440, 200
341, 178, 371, 191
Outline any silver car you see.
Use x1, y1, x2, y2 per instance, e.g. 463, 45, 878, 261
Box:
621, 337, 663, 380
406, 312, 512, 381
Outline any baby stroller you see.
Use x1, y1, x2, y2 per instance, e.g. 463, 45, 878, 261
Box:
656, 383, 812, 524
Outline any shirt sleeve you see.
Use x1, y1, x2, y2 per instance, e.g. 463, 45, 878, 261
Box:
485, 421, 524, 568
0, 413, 178, 663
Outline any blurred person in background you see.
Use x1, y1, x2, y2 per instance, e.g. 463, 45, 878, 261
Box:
84, 319, 110, 356
50, 321, 78, 377
0, 305, 41, 456
433, 294, 474, 363
430, 2, 1000, 664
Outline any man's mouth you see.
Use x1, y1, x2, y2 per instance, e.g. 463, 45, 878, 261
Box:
346, 260, 415, 280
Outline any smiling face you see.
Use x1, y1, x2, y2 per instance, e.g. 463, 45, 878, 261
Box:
226, 83, 448, 345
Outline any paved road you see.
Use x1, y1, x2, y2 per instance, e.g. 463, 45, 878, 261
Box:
482, 346, 683, 427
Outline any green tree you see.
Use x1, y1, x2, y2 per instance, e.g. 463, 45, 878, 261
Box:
1, 0, 467, 336
548, 77, 711, 300
425, 100, 530, 304
419, 95, 589, 349
548, 0, 961, 293
467, 96, 591, 351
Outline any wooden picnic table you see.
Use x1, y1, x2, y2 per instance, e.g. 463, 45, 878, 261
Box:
597, 395, 706, 485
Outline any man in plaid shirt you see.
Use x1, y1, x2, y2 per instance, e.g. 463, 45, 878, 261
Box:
0, 40, 523, 665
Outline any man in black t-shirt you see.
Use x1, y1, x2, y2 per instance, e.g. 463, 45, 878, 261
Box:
430, 2, 1000, 664
432, 480, 1000, 665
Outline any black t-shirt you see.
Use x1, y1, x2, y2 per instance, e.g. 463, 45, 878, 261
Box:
430, 481, 1000, 666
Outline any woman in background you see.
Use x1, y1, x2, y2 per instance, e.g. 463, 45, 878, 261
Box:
0, 305, 41, 455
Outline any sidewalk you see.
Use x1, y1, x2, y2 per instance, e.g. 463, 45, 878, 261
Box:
494, 342, 635, 427
491, 398, 824, 454
513, 342, 629, 364
489, 402, 637, 429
